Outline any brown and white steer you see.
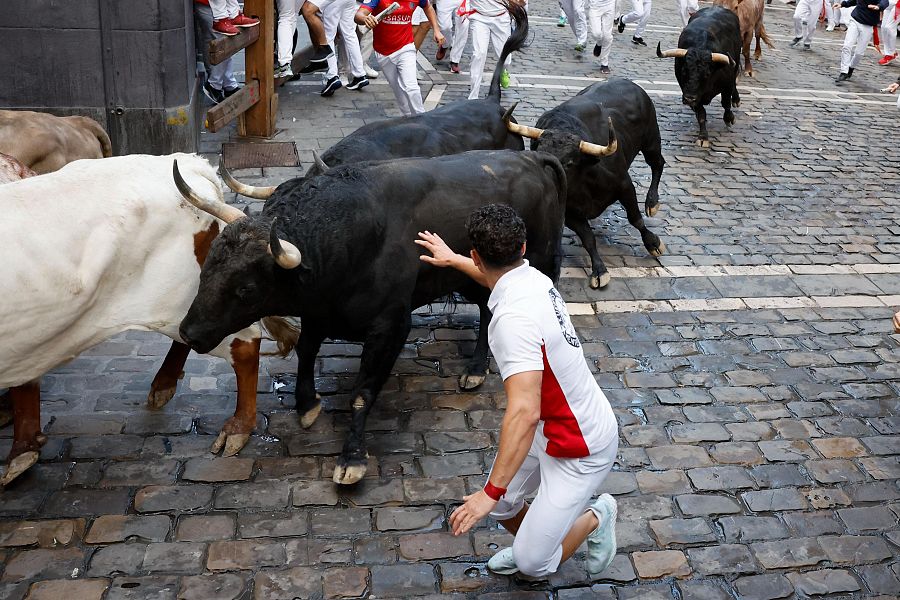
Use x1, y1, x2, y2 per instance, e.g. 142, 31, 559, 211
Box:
0, 154, 289, 485
0, 110, 113, 175
0, 152, 37, 184
713, 0, 774, 77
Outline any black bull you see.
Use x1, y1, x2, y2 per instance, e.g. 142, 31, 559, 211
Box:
174, 151, 566, 484
506, 78, 666, 289
657, 6, 742, 147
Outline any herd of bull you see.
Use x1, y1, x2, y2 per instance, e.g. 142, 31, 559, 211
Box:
0, 3, 756, 486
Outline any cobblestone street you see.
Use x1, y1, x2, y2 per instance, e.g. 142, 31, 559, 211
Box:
2, 0, 899, 598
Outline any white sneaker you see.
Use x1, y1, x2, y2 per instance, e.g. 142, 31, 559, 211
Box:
364, 65, 379, 78
586, 494, 618, 577
826, 23, 835, 31
486, 547, 518, 575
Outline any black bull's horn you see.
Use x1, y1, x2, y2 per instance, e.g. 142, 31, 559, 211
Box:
503, 103, 618, 157
656, 42, 731, 64
172, 160, 303, 270
219, 160, 277, 199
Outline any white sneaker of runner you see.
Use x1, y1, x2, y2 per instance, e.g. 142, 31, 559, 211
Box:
486, 547, 518, 575
586, 493, 618, 577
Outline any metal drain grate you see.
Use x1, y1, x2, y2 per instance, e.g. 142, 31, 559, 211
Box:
222, 142, 300, 169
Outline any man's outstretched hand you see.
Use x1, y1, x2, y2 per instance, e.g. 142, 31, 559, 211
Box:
450, 489, 498, 535
416, 230, 459, 267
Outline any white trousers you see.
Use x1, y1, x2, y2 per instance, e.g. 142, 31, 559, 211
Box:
489, 429, 618, 578
209, 0, 240, 20
559, 0, 589, 45
377, 43, 425, 115
677, 0, 699, 26
467, 13, 511, 99
276, 0, 302, 67
883, 1, 899, 55
841, 18, 874, 72
449, 17, 473, 63
196, 3, 239, 89
587, 0, 615, 65
324, 0, 365, 79
793, 0, 821, 44
621, 0, 651, 37
437, 0, 469, 51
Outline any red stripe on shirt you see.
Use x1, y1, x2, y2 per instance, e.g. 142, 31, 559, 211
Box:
540, 344, 590, 458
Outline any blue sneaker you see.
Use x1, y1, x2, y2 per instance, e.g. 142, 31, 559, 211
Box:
486, 547, 518, 575
558, 14, 568, 26
586, 494, 617, 577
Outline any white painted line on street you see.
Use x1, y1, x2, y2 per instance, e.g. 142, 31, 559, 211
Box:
560, 262, 900, 279
566, 293, 900, 315
424, 84, 447, 110
416, 50, 437, 72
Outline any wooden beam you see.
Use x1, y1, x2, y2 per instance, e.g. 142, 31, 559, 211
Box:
205, 80, 259, 133
208, 27, 260, 65
239, 0, 276, 138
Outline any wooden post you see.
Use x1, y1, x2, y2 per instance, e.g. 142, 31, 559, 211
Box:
239, 0, 276, 137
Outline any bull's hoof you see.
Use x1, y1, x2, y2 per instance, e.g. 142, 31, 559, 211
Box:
211, 431, 252, 457
724, 112, 735, 126
0, 451, 39, 486
650, 240, 667, 258
458, 373, 486, 390
645, 202, 660, 218
333, 457, 368, 485
745, 70, 754, 78
590, 271, 612, 289
300, 395, 323, 429
696, 138, 710, 148
147, 386, 177, 410
733, 99, 740, 108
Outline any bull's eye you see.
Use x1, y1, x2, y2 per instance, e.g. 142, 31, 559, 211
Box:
236, 285, 255, 299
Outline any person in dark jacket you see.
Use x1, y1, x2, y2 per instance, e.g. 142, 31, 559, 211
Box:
833, 0, 889, 83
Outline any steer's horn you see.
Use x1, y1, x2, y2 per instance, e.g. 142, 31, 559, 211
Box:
219, 160, 276, 200
579, 117, 618, 157
173, 160, 245, 224
710, 52, 732, 65
656, 42, 687, 58
505, 120, 545, 140
268, 217, 302, 270
312, 150, 329, 173
501, 101, 519, 124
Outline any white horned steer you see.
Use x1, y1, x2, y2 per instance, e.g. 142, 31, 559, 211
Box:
0, 153, 289, 485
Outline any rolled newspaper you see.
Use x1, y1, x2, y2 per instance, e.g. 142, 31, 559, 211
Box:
374, 1, 401, 23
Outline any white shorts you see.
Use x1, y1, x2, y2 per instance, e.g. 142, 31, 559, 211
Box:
488, 426, 618, 578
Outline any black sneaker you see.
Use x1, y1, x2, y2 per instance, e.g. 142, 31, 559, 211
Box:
835, 72, 851, 83
617, 16, 626, 33
803, 43, 810, 50
632, 36, 647, 46
789, 36, 802, 47
203, 81, 225, 104
223, 85, 242, 98
599, 65, 611, 74
346, 75, 369, 90
321, 76, 342, 97
848, 67, 854, 76
309, 44, 334, 64
593, 43, 602, 57
300, 61, 328, 74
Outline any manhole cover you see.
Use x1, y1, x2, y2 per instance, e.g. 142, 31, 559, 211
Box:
222, 142, 300, 169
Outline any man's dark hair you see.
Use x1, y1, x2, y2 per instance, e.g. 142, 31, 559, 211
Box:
465, 204, 526, 269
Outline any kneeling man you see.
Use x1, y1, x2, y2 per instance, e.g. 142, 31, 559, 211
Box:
416, 204, 619, 578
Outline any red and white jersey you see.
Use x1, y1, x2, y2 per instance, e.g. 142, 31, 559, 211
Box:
488, 262, 617, 458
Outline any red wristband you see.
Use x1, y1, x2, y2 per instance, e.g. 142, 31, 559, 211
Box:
483, 481, 507, 501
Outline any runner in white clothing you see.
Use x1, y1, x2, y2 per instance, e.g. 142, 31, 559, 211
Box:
460, 0, 514, 99
587, 0, 616, 73
415, 204, 619, 578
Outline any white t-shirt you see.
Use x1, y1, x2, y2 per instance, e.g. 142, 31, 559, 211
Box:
488, 261, 617, 458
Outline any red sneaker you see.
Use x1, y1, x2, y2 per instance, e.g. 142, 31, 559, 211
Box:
213, 18, 239, 36
878, 53, 897, 65
231, 12, 260, 27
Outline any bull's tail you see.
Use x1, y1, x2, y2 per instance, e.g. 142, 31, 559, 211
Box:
757, 23, 775, 49
487, 2, 529, 102
78, 116, 113, 157
541, 154, 567, 285
260, 316, 300, 357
